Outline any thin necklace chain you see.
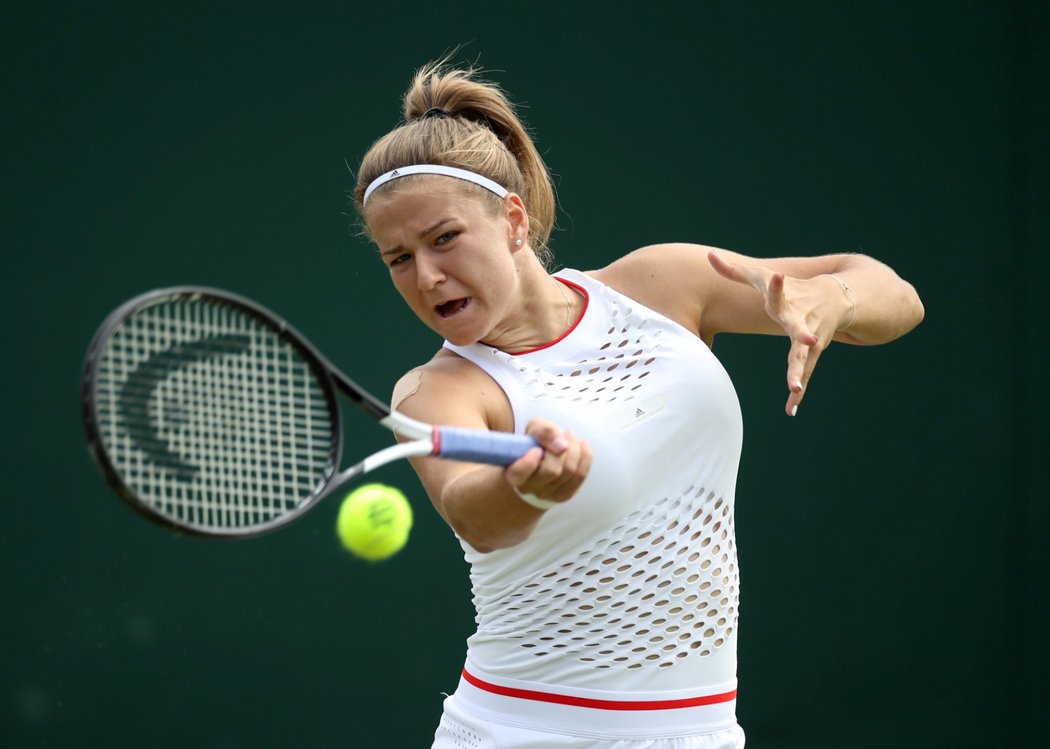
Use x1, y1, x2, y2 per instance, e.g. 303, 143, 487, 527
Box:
554, 278, 572, 329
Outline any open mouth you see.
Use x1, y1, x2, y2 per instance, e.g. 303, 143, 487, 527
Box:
436, 297, 470, 318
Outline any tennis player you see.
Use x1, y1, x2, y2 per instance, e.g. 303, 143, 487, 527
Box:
352, 57, 923, 749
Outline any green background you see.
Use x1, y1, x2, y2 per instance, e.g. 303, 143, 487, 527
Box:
4, 2, 1047, 747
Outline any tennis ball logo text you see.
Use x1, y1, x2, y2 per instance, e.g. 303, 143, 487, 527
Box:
367, 501, 399, 529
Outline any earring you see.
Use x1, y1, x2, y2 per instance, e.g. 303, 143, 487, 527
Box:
515, 239, 523, 246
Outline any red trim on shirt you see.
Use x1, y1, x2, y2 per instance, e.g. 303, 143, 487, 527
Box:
510, 277, 590, 356
461, 668, 737, 711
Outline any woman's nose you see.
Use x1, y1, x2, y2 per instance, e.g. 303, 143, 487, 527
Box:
415, 251, 445, 290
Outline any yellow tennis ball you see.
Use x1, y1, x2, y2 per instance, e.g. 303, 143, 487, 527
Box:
336, 483, 413, 561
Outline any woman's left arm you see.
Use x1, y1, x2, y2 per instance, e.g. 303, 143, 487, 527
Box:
703, 249, 925, 346
596, 243, 925, 416
702, 247, 925, 415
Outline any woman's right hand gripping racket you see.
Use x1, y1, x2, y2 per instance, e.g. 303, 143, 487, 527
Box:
81, 287, 537, 538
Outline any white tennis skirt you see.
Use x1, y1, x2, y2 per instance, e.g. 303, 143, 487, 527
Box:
431, 665, 745, 749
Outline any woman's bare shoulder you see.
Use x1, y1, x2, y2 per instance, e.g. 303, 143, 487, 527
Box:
587, 243, 718, 334
391, 348, 513, 432
392, 349, 477, 406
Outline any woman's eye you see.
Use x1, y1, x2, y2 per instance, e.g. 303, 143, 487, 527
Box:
389, 253, 411, 267
436, 231, 458, 245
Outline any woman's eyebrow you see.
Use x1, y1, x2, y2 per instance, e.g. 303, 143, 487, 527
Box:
380, 218, 456, 256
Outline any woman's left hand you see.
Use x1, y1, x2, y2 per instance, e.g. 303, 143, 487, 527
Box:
708, 251, 845, 416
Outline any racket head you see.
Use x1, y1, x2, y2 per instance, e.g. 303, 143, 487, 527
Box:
81, 287, 343, 537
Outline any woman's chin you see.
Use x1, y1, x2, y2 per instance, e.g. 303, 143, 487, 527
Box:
441, 329, 483, 347
431, 314, 485, 346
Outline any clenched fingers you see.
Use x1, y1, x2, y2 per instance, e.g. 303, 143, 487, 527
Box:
504, 420, 593, 505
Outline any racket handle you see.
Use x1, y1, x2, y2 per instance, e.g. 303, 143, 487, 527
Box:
435, 427, 538, 465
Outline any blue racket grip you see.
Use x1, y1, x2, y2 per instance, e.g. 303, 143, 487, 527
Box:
435, 427, 539, 465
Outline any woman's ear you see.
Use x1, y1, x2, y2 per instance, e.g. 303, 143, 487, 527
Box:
504, 193, 530, 249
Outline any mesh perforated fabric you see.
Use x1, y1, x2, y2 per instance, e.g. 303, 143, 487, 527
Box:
436, 711, 484, 749
481, 483, 738, 670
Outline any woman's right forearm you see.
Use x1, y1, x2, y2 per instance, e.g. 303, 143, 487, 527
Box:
439, 465, 547, 553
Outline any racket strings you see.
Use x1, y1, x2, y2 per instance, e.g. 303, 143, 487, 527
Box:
93, 298, 335, 532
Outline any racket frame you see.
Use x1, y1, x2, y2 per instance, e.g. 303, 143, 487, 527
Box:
82, 286, 535, 538
83, 287, 372, 537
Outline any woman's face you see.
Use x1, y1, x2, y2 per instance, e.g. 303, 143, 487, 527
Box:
366, 181, 525, 346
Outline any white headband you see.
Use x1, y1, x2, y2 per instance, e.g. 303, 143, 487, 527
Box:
362, 164, 509, 205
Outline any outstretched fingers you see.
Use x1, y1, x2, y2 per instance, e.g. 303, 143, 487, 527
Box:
709, 250, 769, 296
785, 331, 826, 416
709, 250, 832, 417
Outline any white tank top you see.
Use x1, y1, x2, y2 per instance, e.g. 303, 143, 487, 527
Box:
442, 269, 744, 694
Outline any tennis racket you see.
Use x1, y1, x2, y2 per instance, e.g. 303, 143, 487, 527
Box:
81, 286, 537, 538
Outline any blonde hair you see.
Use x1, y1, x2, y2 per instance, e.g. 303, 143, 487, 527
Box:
353, 58, 556, 268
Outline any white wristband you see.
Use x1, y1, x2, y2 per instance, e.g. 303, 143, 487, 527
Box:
513, 486, 558, 510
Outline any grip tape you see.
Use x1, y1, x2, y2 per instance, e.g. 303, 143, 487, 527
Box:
435, 427, 538, 465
